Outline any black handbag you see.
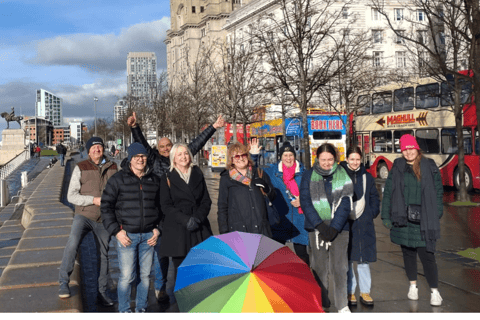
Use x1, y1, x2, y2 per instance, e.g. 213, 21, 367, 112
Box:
407, 204, 421, 223
257, 168, 280, 226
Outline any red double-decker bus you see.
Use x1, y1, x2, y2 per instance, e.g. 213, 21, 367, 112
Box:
353, 72, 478, 190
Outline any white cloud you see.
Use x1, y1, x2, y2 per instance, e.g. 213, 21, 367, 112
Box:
56, 77, 127, 105
30, 17, 170, 72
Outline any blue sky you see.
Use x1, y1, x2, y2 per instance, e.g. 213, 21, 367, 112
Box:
0, 0, 171, 136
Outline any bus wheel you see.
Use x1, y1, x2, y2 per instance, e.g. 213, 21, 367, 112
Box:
454, 167, 473, 192
377, 162, 389, 180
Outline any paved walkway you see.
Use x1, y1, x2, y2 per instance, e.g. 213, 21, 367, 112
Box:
0, 153, 479, 312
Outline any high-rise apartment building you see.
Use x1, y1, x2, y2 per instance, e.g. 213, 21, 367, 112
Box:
69, 121, 85, 145
114, 99, 128, 123
36, 89, 63, 127
126, 52, 157, 103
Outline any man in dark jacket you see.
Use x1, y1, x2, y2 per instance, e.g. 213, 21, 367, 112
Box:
59, 137, 117, 306
56, 142, 67, 166
101, 142, 162, 313
126, 111, 224, 302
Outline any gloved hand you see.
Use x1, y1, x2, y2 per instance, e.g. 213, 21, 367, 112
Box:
186, 217, 201, 231
315, 222, 338, 242
315, 222, 329, 242
323, 226, 338, 242
253, 178, 270, 193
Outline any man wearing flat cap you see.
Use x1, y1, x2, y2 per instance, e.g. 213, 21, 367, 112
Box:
58, 137, 117, 307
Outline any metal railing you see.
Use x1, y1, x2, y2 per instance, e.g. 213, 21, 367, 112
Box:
0, 150, 31, 180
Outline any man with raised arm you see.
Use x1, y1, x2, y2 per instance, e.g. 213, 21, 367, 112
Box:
126, 112, 225, 302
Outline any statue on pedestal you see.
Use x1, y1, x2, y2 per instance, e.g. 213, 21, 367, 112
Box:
1, 107, 23, 129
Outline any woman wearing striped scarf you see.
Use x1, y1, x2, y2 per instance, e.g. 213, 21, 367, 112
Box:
300, 143, 354, 313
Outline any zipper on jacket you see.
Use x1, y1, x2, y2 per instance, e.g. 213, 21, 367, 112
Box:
139, 182, 144, 232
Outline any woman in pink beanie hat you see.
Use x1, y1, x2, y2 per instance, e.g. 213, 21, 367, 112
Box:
381, 133, 444, 306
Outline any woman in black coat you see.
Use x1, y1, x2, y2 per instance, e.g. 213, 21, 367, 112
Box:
159, 143, 213, 275
339, 146, 380, 307
217, 142, 275, 237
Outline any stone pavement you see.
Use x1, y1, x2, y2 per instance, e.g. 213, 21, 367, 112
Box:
1, 154, 479, 312
0, 152, 81, 312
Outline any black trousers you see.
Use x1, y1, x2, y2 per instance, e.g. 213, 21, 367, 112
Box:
401, 245, 438, 288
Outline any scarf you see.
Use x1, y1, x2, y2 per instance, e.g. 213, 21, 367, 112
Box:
310, 161, 353, 221
282, 162, 303, 214
229, 166, 252, 186
389, 157, 441, 253
175, 166, 192, 184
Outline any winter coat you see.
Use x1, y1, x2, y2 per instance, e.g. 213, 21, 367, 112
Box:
217, 167, 276, 237
56, 144, 67, 155
100, 162, 162, 236
300, 168, 351, 233
159, 166, 213, 257
264, 161, 309, 245
381, 157, 443, 248
339, 162, 380, 263
130, 125, 216, 178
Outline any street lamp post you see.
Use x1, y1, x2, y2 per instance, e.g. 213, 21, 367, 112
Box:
93, 97, 98, 137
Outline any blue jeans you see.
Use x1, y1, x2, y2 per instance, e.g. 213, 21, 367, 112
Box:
153, 236, 169, 291
59, 215, 110, 292
347, 261, 371, 294
60, 154, 65, 166
116, 231, 154, 313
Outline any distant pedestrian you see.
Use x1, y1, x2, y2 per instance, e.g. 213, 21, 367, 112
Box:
263, 141, 310, 265
59, 137, 117, 307
339, 146, 380, 307
159, 143, 213, 284
300, 143, 353, 313
110, 145, 115, 157
381, 134, 443, 306
56, 143, 67, 166
217, 141, 276, 237
79, 145, 85, 159
101, 142, 161, 313
35, 146, 41, 158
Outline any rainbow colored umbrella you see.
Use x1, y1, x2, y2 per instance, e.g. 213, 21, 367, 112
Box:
174, 231, 324, 313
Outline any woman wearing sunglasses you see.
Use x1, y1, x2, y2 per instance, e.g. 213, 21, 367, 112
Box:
217, 141, 276, 237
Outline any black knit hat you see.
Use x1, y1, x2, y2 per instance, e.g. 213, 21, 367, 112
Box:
128, 142, 148, 161
279, 142, 296, 159
86, 137, 104, 153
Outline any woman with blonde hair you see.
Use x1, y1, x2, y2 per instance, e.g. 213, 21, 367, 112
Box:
217, 141, 275, 237
159, 143, 213, 276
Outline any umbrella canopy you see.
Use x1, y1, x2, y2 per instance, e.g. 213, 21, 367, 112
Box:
174, 231, 324, 313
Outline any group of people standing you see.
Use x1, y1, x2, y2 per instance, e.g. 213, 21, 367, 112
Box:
57, 110, 444, 313
217, 133, 443, 312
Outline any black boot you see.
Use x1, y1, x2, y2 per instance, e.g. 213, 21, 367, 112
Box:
97, 292, 114, 307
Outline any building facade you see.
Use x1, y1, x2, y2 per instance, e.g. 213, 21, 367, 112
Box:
126, 52, 158, 103
36, 89, 63, 127
165, 0, 256, 87
69, 121, 85, 145
22, 116, 54, 146
114, 99, 128, 123
53, 126, 70, 145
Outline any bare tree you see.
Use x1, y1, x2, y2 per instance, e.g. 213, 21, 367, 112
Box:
371, 0, 478, 201
252, 0, 355, 168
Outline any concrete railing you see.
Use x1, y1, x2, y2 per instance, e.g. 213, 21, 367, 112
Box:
0, 150, 31, 180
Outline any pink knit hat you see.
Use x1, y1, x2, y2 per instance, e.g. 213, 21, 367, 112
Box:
400, 134, 420, 152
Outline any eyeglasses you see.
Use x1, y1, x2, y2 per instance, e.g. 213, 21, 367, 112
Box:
233, 153, 248, 160
133, 155, 147, 160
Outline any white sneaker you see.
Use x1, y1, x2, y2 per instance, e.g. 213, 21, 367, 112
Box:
408, 285, 418, 300
338, 306, 351, 313
430, 290, 442, 306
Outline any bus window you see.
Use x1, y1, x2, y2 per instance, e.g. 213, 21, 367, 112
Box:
357, 95, 370, 115
313, 131, 342, 140
372, 131, 393, 152
476, 130, 480, 155
416, 83, 439, 109
416, 129, 440, 153
372, 91, 392, 114
441, 79, 473, 106
394, 87, 414, 111
441, 128, 472, 154
394, 130, 414, 152
264, 137, 275, 152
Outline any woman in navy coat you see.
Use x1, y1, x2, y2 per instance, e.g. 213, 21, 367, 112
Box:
339, 146, 380, 307
264, 142, 309, 264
